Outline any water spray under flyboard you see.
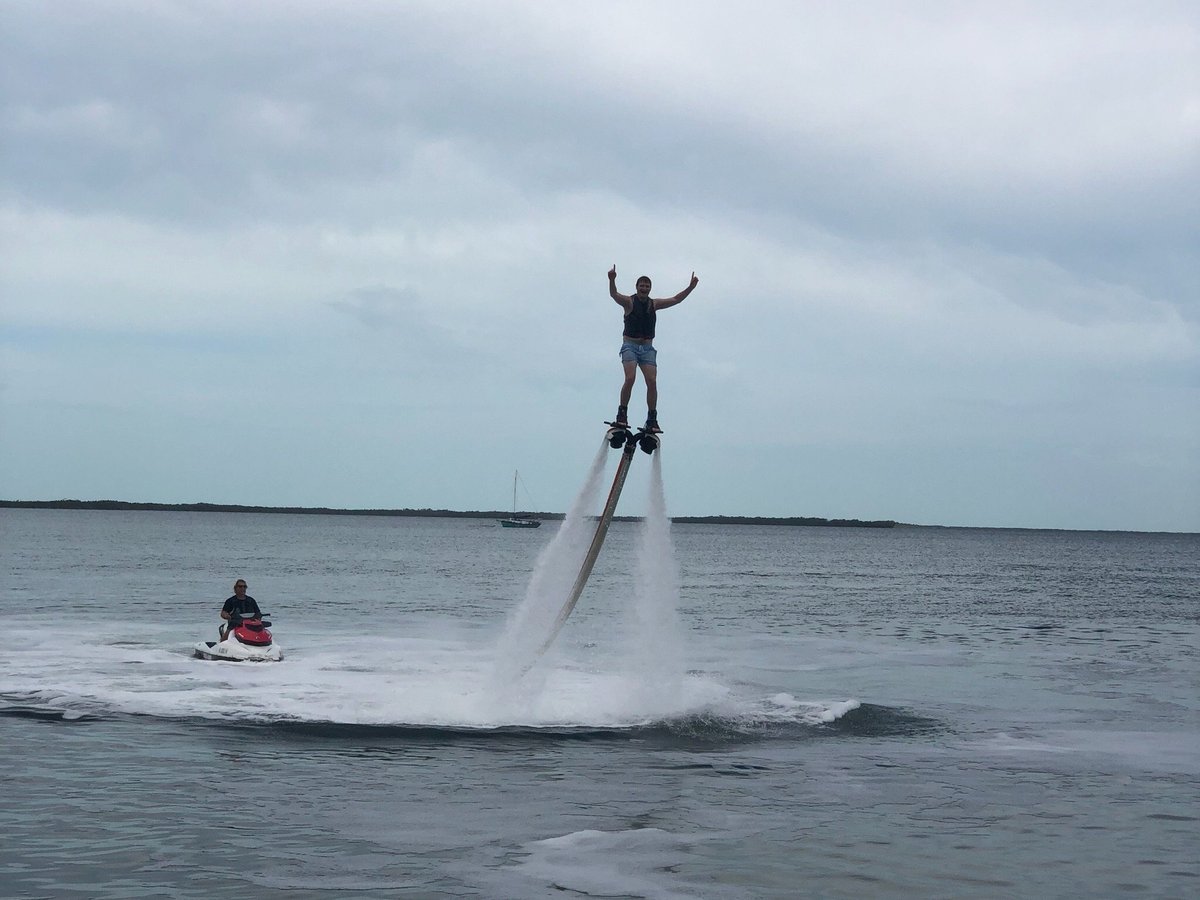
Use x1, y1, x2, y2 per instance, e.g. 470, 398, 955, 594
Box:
530, 422, 661, 664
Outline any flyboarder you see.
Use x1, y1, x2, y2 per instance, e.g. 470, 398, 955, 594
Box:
608, 265, 698, 433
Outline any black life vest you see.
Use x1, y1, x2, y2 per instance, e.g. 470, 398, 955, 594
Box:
623, 296, 656, 340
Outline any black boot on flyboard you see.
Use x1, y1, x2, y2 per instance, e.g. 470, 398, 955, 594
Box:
603, 419, 659, 455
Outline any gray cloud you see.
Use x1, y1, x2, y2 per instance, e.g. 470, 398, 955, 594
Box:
327, 285, 424, 331
1, 1, 1196, 529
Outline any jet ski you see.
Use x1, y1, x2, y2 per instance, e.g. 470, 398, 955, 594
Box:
194, 612, 283, 662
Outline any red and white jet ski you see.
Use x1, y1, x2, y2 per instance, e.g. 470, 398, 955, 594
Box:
194, 612, 283, 662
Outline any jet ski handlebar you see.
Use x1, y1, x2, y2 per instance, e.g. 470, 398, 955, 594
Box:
230, 612, 271, 626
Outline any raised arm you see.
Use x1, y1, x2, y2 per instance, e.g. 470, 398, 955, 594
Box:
608, 264, 631, 306
654, 272, 699, 310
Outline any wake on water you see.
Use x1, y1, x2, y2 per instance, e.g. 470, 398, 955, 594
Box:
1, 440, 861, 731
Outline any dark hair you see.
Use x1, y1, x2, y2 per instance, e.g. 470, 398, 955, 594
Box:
636, 275, 652, 285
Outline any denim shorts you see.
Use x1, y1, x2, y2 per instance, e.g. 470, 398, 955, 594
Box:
620, 341, 657, 367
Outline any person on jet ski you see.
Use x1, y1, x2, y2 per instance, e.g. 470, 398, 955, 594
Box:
220, 578, 263, 641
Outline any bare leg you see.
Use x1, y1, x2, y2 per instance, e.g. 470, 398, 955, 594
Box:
641, 363, 658, 410
619, 360, 637, 406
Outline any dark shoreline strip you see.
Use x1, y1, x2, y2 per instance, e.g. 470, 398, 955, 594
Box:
0, 499, 896, 528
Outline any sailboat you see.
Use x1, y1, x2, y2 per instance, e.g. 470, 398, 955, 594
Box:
499, 470, 542, 528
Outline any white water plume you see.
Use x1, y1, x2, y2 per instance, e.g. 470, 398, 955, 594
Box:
492, 437, 611, 682
625, 449, 685, 709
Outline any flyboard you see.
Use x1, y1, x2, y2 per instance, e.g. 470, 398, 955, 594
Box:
533, 421, 661, 661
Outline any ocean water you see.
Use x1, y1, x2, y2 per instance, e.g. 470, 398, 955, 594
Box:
1, 487, 1197, 897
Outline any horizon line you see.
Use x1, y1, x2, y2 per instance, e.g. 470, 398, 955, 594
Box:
2, 499, 1196, 535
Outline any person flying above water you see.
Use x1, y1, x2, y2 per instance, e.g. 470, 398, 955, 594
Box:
608, 265, 698, 433
219, 578, 262, 641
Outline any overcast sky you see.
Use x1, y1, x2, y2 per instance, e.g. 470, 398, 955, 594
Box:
2, 1, 1197, 531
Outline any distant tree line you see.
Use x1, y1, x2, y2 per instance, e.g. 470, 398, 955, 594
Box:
1, 499, 895, 528
670, 515, 895, 528
0, 499, 553, 519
